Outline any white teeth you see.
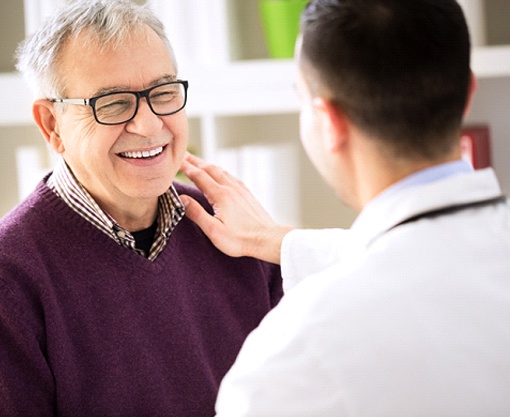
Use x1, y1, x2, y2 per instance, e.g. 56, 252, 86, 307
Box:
120, 146, 164, 159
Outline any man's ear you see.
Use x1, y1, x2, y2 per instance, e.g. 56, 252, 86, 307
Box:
33, 99, 65, 154
312, 97, 350, 152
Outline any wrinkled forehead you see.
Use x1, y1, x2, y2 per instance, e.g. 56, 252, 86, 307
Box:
63, 23, 152, 56
56, 25, 176, 97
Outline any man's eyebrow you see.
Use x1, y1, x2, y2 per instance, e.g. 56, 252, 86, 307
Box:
91, 75, 178, 97
92, 86, 130, 96
149, 74, 177, 86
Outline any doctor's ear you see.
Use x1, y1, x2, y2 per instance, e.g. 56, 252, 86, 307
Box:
463, 71, 478, 117
312, 97, 350, 152
33, 99, 65, 154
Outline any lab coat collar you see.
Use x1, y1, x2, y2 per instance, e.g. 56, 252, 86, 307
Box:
351, 168, 504, 250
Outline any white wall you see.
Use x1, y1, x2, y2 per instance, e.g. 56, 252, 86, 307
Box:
466, 76, 510, 195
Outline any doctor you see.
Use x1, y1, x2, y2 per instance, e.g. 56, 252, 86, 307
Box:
180, 0, 510, 415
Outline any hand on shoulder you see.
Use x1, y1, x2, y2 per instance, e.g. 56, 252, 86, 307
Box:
179, 153, 293, 264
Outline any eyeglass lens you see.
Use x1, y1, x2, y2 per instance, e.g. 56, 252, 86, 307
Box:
94, 83, 186, 124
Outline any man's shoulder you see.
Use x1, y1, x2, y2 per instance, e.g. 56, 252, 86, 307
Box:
0, 180, 63, 240
173, 181, 213, 214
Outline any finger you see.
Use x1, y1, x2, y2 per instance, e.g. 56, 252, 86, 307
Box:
181, 194, 247, 258
180, 152, 203, 174
180, 159, 223, 197
184, 152, 246, 186
184, 153, 228, 183
184, 152, 205, 167
180, 194, 224, 242
182, 160, 241, 197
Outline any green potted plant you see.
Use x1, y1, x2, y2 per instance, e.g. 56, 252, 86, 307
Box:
259, 0, 308, 59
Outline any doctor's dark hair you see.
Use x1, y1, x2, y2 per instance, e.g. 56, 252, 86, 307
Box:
299, 0, 471, 160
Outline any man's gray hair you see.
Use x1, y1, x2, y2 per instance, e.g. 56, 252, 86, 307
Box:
16, 0, 177, 99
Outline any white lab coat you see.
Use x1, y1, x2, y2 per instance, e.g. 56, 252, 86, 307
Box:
215, 168, 510, 417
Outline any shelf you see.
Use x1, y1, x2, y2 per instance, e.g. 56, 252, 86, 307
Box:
0, 60, 298, 126
3, 43, 510, 127
2, 0, 510, 227
0, 73, 33, 126
183, 59, 299, 117
471, 45, 510, 78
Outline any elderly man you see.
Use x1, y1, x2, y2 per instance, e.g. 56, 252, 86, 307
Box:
180, 0, 510, 415
0, 1, 282, 416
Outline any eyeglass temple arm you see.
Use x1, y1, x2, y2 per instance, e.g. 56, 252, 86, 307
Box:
50, 98, 90, 105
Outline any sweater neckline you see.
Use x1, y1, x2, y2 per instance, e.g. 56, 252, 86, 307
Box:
33, 179, 171, 274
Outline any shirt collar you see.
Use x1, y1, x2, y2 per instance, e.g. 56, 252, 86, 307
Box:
351, 161, 499, 249
47, 157, 184, 260
375, 159, 473, 203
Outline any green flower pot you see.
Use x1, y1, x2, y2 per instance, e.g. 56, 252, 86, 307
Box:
259, 0, 308, 58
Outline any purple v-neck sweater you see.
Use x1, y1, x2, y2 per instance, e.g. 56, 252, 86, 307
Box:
0, 179, 282, 417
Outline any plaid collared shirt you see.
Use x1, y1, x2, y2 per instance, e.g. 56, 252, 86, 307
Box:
46, 158, 185, 261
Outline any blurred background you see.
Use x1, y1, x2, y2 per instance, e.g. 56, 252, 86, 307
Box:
1, 0, 509, 229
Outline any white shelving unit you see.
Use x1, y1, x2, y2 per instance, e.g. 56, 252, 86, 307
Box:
1, 0, 509, 228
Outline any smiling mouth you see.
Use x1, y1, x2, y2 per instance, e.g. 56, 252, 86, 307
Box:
119, 146, 165, 159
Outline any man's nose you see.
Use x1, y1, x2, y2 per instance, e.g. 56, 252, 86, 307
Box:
125, 98, 163, 135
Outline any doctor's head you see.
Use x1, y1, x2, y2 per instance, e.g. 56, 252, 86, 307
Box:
294, 0, 474, 208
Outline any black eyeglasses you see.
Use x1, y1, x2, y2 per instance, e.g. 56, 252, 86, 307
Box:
50, 80, 188, 126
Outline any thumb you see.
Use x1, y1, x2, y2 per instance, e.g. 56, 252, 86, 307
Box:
180, 194, 217, 235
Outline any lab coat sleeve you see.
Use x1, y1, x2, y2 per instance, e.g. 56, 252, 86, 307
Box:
214, 273, 346, 417
281, 228, 350, 292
